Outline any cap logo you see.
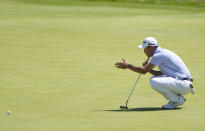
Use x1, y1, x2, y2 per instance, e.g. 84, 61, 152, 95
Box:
143, 41, 155, 46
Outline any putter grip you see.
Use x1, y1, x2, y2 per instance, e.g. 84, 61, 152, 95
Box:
143, 57, 150, 66
146, 57, 150, 62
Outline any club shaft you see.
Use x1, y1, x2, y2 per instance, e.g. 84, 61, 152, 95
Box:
124, 57, 150, 108
126, 73, 142, 105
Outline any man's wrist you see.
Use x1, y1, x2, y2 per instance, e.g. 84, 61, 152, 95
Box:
127, 64, 133, 69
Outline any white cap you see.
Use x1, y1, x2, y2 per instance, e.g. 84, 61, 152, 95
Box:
138, 37, 158, 49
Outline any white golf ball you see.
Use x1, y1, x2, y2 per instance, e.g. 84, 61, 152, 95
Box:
7, 111, 11, 115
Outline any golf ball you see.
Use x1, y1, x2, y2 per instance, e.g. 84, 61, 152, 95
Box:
7, 111, 11, 115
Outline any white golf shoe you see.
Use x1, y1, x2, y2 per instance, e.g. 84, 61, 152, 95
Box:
162, 96, 186, 110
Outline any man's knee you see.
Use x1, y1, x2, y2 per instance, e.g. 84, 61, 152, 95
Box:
150, 76, 160, 88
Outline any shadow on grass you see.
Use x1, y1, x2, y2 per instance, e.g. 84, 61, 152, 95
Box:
101, 107, 182, 112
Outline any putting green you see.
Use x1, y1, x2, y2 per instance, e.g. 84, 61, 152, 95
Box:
0, 0, 205, 130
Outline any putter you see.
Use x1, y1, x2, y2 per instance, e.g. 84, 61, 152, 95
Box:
120, 57, 150, 110
120, 73, 142, 109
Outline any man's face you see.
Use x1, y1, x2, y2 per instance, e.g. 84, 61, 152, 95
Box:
144, 46, 154, 57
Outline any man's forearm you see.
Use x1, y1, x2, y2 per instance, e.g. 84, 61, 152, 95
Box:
149, 70, 163, 76
115, 59, 155, 74
127, 64, 146, 74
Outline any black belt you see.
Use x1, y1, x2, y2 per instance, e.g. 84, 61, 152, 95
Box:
182, 78, 193, 82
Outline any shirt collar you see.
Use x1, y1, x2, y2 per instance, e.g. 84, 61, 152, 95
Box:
153, 46, 161, 55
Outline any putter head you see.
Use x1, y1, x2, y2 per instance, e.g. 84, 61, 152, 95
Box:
120, 106, 128, 109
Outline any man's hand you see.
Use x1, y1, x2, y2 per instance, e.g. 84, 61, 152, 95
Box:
115, 58, 129, 69
142, 57, 150, 66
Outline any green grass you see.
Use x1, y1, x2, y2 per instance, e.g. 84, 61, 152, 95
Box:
0, 0, 205, 130
8, 0, 205, 7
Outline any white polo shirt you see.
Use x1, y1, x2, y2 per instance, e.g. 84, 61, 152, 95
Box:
150, 46, 192, 80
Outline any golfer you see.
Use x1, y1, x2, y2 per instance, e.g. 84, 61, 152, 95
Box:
115, 37, 194, 109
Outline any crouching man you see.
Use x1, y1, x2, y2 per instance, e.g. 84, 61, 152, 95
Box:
115, 37, 194, 109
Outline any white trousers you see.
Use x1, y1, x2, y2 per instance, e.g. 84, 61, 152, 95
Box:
150, 76, 192, 102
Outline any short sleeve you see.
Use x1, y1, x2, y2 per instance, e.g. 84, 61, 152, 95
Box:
150, 53, 164, 66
